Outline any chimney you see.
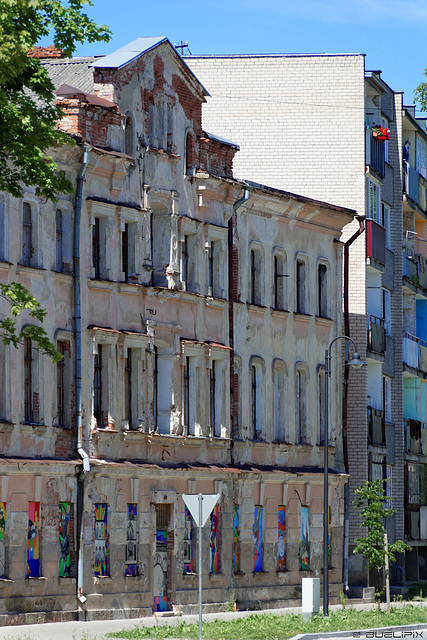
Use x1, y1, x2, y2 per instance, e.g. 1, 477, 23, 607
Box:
27, 46, 64, 59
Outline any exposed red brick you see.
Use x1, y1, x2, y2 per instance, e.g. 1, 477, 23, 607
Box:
27, 46, 64, 59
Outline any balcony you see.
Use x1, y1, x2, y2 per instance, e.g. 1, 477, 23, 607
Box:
403, 250, 427, 290
366, 219, 386, 265
367, 315, 386, 355
403, 331, 427, 373
368, 407, 385, 446
405, 418, 427, 454
404, 163, 427, 212
366, 131, 385, 177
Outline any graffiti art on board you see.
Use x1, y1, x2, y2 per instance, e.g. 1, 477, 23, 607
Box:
299, 506, 310, 570
253, 505, 263, 572
125, 503, 137, 576
27, 501, 40, 577
154, 529, 168, 611
0, 502, 5, 578
210, 504, 219, 574
233, 505, 240, 572
59, 502, 71, 577
277, 506, 286, 572
183, 508, 193, 573
94, 503, 108, 577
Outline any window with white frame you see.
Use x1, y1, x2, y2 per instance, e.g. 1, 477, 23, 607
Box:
22, 202, 34, 267
122, 340, 146, 431
92, 338, 115, 429
23, 335, 43, 424
382, 287, 391, 335
383, 375, 392, 423
273, 250, 287, 310
207, 236, 225, 299
88, 202, 115, 281
296, 256, 308, 314
120, 219, 140, 283
249, 246, 263, 305
296, 365, 309, 444
209, 357, 227, 438
273, 359, 287, 442
417, 135, 427, 180
382, 203, 391, 249
152, 346, 175, 434
181, 233, 198, 293
250, 358, 264, 440
318, 262, 328, 318
55, 337, 72, 428
183, 355, 197, 435
0, 338, 9, 421
367, 179, 381, 223
0, 195, 7, 261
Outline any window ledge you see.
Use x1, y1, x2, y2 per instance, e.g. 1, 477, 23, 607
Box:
20, 423, 48, 435
0, 578, 13, 583
252, 571, 268, 575
118, 282, 142, 294
209, 573, 224, 580
270, 308, 290, 317
52, 270, 74, 281
88, 278, 116, 290
59, 576, 76, 583
26, 576, 47, 582
0, 261, 13, 271
16, 265, 46, 277
206, 297, 227, 308
0, 421, 14, 432
315, 316, 333, 326
94, 576, 113, 582
247, 303, 267, 312
183, 571, 198, 577
295, 442, 314, 449
96, 427, 119, 435
294, 313, 312, 322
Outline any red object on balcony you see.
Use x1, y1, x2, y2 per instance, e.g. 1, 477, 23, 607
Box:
366, 219, 386, 265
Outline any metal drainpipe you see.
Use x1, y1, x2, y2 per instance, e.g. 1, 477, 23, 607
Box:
74, 145, 91, 606
342, 214, 365, 591
228, 186, 249, 598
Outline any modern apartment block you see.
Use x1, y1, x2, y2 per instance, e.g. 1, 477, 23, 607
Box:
0, 38, 354, 623
185, 52, 415, 588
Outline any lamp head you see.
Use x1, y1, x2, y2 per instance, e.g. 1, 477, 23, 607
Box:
347, 352, 364, 369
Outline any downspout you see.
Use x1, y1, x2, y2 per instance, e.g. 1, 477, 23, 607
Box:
228, 186, 249, 599
74, 144, 91, 606
342, 214, 365, 591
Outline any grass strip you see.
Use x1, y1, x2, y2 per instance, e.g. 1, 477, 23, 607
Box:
107, 604, 427, 640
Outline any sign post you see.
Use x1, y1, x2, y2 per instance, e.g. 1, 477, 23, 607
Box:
182, 493, 220, 640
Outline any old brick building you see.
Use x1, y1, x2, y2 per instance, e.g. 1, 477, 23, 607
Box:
0, 38, 354, 622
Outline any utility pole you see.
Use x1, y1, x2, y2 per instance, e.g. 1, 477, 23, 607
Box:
174, 41, 192, 56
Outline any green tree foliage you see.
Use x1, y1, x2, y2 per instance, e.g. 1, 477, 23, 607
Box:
353, 479, 411, 571
0, 283, 62, 361
0, 1, 111, 360
414, 71, 427, 113
0, 0, 111, 199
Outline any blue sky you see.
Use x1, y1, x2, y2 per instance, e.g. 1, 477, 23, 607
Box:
61, 0, 427, 113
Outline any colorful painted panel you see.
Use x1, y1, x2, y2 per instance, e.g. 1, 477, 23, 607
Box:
27, 501, 40, 577
154, 529, 168, 611
59, 502, 71, 577
210, 504, 220, 574
299, 506, 310, 570
233, 505, 240, 573
183, 508, 193, 573
0, 502, 5, 578
277, 506, 286, 572
94, 503, 108, 577
125, 503, 137, 576
253, 505, 263, 572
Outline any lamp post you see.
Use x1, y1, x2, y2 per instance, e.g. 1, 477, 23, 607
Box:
323, 336, 364, 616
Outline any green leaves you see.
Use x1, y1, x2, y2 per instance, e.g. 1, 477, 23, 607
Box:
0, 0, 111, 199
0, 283, 62, 362
414, 73, 427, 113
353, 479, 411, 571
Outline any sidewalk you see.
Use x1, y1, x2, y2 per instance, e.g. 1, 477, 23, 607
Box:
1, 601, 427, 640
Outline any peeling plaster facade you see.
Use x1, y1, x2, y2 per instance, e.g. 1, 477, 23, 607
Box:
0, 38, 354, 623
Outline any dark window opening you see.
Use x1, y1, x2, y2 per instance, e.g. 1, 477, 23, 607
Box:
56, 209, 63, 272
94, 345, 103, 426
122, 223, 129, 280
57, 341, 65, 426
22, 203, 32, 266
318, 264, 327, 317
24, 337, 33, 423
92, 218, 100, 279
124, 349, 132, 426
296, 260, 306, 313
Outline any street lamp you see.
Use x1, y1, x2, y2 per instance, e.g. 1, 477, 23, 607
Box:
323, 336, 364, 616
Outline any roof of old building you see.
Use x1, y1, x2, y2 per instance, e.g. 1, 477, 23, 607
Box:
89, 36, 167, 69
41, 56, 97, 94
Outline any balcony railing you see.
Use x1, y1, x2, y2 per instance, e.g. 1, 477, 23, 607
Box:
403, 250, 427, 289
367, 315, 386, 354
405, 163, 420, 204
366, 131, 385, 177
405, 418, 427, 454
368, 407, 385, 446
366, 219, 386, 265
403, 331, 427, 372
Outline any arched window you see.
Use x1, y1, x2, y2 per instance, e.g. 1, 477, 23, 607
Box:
296, 365, 309, 444
185, 131, 194, 176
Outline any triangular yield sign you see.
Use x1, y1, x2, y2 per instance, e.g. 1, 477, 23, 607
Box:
182, 494, 220, 527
